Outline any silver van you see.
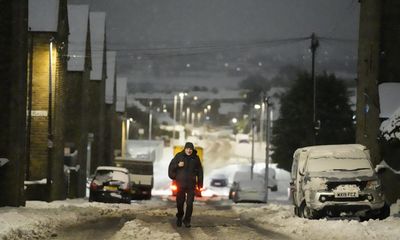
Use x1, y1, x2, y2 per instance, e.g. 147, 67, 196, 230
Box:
290, 144, 389, 219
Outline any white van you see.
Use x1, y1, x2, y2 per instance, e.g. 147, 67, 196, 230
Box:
290, 144, 389, 219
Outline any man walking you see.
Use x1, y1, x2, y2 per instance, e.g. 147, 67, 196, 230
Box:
168, 142, 203, 228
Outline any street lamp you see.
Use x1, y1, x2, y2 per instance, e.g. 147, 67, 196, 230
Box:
127, 118, 133, 140
264, 96, 272, 202
173, 95, 177, 140
47, 38, 55, 200
250, 115, 256, 180
179, 92, 184, 124
186, 107, 190, 125
148, 101, 153, 141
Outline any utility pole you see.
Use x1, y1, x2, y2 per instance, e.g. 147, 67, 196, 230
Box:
310, 33, 319, 145
250, 116, 256, 180
264, 97, 271, 202
356, 0, 382, 166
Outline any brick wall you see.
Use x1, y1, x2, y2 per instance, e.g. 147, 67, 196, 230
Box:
0, 0, 28, 207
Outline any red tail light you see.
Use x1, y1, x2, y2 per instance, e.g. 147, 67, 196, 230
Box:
90, 182, 98, 190
170, 183, 178, 191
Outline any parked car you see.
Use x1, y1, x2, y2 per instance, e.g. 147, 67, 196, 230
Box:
264, 167, 278, 192
229, 171, 267, 203
89, 166, 132, 204
290, 144, 390, 220
210, 174, 228, 187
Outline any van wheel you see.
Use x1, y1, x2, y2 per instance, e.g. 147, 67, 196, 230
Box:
294, 206, 300, 217
378, 203, 390, 220
299, 201, 318, 219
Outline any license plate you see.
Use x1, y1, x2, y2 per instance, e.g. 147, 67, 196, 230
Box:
334, 191, 358, 198
104, 186, 118, 191
214, 182, 221, 186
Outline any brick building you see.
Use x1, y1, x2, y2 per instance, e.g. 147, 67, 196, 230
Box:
26, 0, 69, 200
0, 0, 28, 207
88, 12, 107, 173
104, 51, 117, 165
65, 4, 91, 198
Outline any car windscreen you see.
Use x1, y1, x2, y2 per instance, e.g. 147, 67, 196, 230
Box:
94, 170, 129, 183
306, 158, 372, 172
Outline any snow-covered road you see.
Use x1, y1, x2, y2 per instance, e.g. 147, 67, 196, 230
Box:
1, 198, 400, 240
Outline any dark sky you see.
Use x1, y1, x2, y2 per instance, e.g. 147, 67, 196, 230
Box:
69, 0, 360, 90
71, 0, 359, 45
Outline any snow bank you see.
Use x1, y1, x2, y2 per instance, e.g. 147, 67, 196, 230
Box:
112, 219, 181, 240
234, 203, 400, 240
0, 199, 142, 239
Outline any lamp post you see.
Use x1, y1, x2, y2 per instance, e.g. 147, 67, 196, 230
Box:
47, 38, 54, 201
127, 118, 133, 140
250, 115, 256, 180
254, 104, 261, 141
173, 95, 177, 140
179, 92, 184, 125
186, 107, 190, 125
260, 98, 266, 143
264, 97, 271, 202
148, 101, 153, 141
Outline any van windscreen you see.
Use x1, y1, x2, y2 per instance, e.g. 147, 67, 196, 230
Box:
307, 158, 372, 172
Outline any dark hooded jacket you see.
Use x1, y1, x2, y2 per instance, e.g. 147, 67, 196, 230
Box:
168, 149, 203, 189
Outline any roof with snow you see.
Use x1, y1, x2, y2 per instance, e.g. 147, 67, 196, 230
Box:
379, 82, 400, 118
67, 5, 89, 71
105, 51, 116, 104
28, 0, 60, 32
89, 12, 106, 81
116, 77, 127, 113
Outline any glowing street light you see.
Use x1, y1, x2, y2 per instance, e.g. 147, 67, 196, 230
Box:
179, 92, 185, 124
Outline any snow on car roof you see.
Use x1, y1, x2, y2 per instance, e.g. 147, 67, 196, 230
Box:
96, 166, 129, 173
297, 144, 367, 158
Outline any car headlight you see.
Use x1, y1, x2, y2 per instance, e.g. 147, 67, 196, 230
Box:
366, 180, 380, 190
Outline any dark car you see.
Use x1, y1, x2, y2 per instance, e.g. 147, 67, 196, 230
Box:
89, 166, 132, 204
210, 174, 228, 187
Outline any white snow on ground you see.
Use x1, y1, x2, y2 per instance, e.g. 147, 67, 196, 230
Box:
1, 199, 399, 240
112, 219, 181, 240
234, 202, 400, 240
0, 199, 142, 239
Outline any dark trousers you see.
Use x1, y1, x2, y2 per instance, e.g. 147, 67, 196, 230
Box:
176, 186, 195, 222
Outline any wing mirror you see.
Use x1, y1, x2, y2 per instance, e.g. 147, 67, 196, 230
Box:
299, 170, 305, 176
375, 164, 387, 174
